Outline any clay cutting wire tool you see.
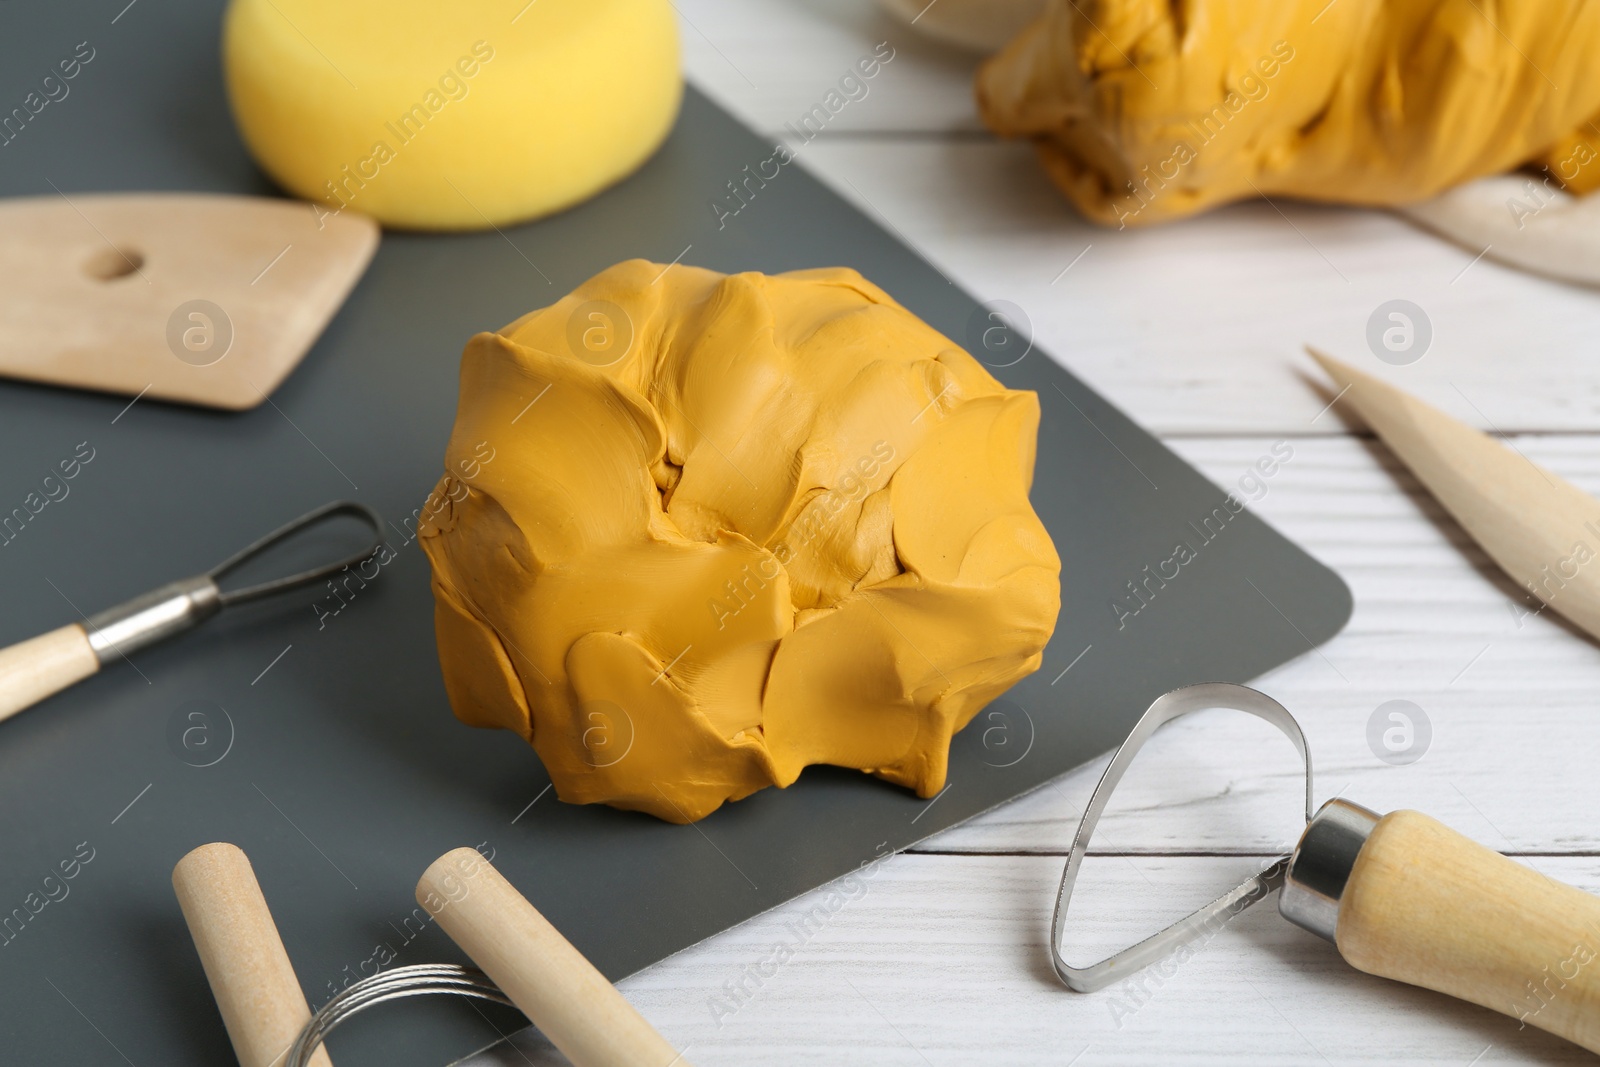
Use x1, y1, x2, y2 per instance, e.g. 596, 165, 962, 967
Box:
0, 500, 382, 722
172, 842, 691, 1067
1053, 682, 1600, 1052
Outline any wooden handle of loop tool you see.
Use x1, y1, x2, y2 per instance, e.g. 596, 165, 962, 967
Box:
1337, 811, 1600, 1052
417, 847, 692, 1067
0, 623, 98, 722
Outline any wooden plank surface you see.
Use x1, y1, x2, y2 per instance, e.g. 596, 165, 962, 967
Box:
473, 855, 1600, 1066
930, 434, 1600, 855
674, 0, 1600, 435
458, 4, 1600, 1063
672, 0, 987, 135
464, 435, 1600, 1065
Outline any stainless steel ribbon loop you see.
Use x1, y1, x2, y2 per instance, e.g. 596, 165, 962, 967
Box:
1051, 682, 1313, 992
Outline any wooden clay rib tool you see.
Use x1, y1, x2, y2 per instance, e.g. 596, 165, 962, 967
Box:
0, 500, 380, 723
1053, 683, 1600, 1052
173, 842, 334, 1067
1308, 347, 1600, 640
0, 193, 377, 410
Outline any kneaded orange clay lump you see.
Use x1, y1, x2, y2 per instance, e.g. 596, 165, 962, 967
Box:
977, 0, 1600, 227
420, 261, 1061, 823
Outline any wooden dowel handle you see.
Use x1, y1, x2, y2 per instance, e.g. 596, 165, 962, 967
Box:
0, 623, 98, 722
172, 842, 332, 1067
1337, 810, 1600, 1052
417, 847, 690, 1067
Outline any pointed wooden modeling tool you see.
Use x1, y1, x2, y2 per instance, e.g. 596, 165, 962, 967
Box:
1309, 347, 1600, 641
0, 193, 378, 410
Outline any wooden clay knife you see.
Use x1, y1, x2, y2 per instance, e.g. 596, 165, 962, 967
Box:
0, 193, 377, 410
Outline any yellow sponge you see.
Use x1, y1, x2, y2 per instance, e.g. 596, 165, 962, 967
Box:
222, 0, 682, 231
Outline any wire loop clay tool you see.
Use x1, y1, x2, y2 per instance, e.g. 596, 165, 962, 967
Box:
172, 842, 692, 1067
1052, 682, 1600, 1052
0, 500, 382, 722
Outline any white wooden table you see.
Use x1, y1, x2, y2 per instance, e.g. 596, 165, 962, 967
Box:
467, 3, 1600, 1062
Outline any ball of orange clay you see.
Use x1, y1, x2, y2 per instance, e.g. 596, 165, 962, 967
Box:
420, 260, 1062, 822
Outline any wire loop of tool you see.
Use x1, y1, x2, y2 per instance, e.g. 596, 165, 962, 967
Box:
208, 500, 385, 607
286, 964, 519, 1067
81, 499, 384, 665
1051, 682, 1313, 993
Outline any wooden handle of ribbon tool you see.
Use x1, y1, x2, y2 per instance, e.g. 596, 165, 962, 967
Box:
1337, 811, 1600, 1052
172, 842, 333, 1067
0, 624, 98, 723
417, 847, 690, 1067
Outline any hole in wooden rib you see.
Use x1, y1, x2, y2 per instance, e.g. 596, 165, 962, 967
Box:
84, 246, 144, 281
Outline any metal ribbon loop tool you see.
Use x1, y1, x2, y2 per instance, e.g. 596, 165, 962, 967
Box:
1050, 682, 1312, 992
1049, 682, 1600, 1056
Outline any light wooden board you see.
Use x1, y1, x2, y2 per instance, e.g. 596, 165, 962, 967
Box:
795, 139, 1600, 436
927, 434, 1600, 855
458, 434, 1600, 1066
673, 0, 1600, 436
456, 6, 1600, 1063
672, 0, 987, 135
469, 855, 1600, 1066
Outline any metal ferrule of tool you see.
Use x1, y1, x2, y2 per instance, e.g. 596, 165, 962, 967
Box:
1051, 682, 1600, 1056
1279, 797, 1380, 943
83, 574, 223, 664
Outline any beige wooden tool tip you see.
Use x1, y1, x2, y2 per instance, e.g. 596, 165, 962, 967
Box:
0, 193, 377, 410
1339, 810, 1600, 1052
1397, 175, 1600, 290
0, 623, 97, 723
417, 848, 690, 1067
1309, 347, 1600, 642
877, 0, 1047, 51
172, 842, 332, 1067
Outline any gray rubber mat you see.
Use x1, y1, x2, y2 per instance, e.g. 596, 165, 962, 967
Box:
0, 3, 1350, 1063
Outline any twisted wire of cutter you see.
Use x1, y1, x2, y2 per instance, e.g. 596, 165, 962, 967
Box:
286, 963, 518, 1067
